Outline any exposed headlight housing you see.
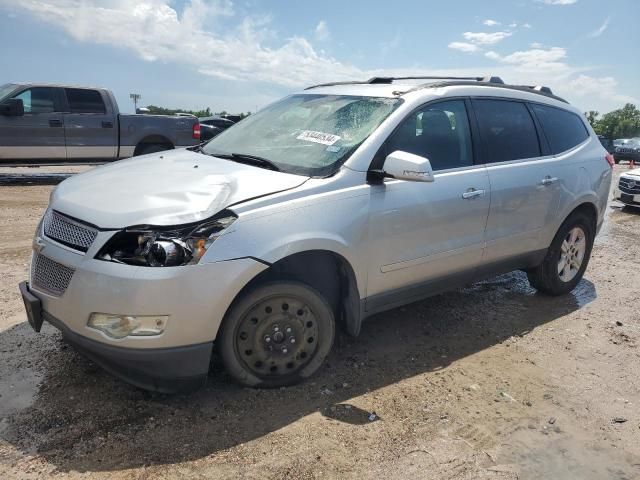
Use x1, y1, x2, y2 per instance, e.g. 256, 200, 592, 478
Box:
96, 210, 237, 267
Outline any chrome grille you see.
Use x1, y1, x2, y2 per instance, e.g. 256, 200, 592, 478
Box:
31, 253, 75, 297
619, 177, 640, 195
617, 147, 637, 154
43, 210, 98, 252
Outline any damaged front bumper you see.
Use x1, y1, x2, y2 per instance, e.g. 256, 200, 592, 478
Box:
21, 281, 212, 392
21, 230, 268, 392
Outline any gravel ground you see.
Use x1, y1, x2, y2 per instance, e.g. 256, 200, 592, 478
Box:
0, 166, 639, 479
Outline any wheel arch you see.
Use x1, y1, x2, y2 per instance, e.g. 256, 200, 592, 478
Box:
548, 196, 600, 241
559, 199, 599, 233
224, 249, 364, 338
133, 135, 174, 155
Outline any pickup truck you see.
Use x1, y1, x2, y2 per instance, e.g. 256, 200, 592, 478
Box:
0, 83, 200, 163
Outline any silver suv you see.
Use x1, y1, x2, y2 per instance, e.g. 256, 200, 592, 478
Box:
20, 76, 613, 392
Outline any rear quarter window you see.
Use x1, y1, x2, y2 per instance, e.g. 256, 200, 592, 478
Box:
531, 104, 589, 154
473, 99, 541, 163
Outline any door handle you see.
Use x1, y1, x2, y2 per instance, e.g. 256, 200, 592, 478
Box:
462, 188, 486, 199
101, 121, 114, 128
540, 176, 559, 186
49, 119, 63, 127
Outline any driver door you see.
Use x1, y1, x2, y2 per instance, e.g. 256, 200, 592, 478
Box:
0, 86, 66, 160
366, 99, 490, 310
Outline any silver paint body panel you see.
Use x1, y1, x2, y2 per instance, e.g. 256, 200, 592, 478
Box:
27, 83, 611, 351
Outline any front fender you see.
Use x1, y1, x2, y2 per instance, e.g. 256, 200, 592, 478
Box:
202, 195, 371, 295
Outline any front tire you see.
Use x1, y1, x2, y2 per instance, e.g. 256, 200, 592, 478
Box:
219, 281, 335, 388
527, 211, 595, 295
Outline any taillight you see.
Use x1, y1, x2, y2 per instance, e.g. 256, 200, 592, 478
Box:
192, 123, 201, 140
605, 153, 615, 168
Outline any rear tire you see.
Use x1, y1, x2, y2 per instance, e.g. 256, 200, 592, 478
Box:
527, 211, 594, 295
219, 281, 335, 388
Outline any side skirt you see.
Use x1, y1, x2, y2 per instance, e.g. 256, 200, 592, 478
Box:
362, 249, 547, 319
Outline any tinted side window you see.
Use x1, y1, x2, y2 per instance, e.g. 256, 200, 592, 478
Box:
65, 89, 106, 114
474, 99, 540, 162
531, 104, 589, 154
385, 100, 473, 171
13, 88, 56, 114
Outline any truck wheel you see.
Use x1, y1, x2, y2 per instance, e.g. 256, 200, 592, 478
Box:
219, 281, 335, 388
136, 144, 172, 156
527, 211, 594, 295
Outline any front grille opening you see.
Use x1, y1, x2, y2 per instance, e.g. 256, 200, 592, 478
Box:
619, 178, 640, 195
31, 253, 75, 297
43, 210, 98, 252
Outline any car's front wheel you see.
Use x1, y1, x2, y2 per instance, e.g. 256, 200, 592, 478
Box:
218, 281, 335, 388
527, 211, 595, 295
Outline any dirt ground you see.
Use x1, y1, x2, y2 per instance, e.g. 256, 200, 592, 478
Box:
0, 166, 638, 479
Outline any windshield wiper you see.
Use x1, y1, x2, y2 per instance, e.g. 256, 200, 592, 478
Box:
210, 152, 281, 171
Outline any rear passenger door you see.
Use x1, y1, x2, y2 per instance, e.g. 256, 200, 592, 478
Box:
473, 98, 561, 263
0, 87, 66, 160
62, 88, 117, 160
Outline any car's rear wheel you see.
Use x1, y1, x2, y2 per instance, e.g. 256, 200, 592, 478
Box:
219, 281, 335, 388
527, 211, 594, 295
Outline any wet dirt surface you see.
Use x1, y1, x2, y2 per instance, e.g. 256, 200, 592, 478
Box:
0, 166, 639, 479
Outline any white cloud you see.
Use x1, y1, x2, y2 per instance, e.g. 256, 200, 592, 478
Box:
509, 22, 518, 28
542, 0, 578, 5
314, 20, 330, 41
587, 16, 610, 38
463, 31, 512, 45
530, 42, 544, 48
568, 75, 637, 104
485, 47, 569, 73
0, 0, 634, 113
483, 19, 500, 27
482, 46, 637, 109
448, 42, 479, 53
0, 0, 360, 87
522, 23, 532, 29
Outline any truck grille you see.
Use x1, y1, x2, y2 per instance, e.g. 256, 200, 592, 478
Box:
43, 210, 98, 252
617, 147, 638, 155
619, 177, 640, 194
31, 253, 75, 297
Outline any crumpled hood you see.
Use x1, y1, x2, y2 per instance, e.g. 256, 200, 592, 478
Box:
51, 149, 309, 228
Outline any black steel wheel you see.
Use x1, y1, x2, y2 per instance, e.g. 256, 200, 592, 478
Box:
219, 281, 335, 388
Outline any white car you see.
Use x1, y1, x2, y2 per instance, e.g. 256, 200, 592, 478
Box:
613, 167, 640, 207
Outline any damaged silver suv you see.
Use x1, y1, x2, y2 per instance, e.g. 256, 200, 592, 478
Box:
20, 76, 612, 392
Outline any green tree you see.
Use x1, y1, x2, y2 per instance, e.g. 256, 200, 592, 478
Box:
592, 103, 640, 139
144, 105, 213, 118
585, 110, 599, 127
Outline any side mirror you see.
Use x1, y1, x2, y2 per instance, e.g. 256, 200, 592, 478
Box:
0, 98, 24, 116
382, 150, 434, 182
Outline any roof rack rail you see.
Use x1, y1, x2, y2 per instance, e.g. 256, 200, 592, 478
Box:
304, 77, 567, 103
305, 75, 504, 90
522, 85, 554, 95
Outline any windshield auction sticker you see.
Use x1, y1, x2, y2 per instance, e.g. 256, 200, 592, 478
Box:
296, 130, 341, 146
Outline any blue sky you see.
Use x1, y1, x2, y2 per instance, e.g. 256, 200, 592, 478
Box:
1, 0, 638, 114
